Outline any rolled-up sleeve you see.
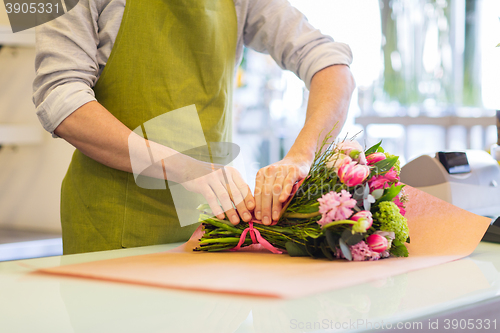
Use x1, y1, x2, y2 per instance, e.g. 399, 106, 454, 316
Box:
242, 0, 353, 89
33, 0, 101, 136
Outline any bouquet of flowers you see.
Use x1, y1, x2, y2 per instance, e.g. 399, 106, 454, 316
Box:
195, 135, 410, 261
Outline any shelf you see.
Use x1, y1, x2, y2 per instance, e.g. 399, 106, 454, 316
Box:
355, 115, 496, 128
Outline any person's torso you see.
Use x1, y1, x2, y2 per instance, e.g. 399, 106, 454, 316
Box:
92, 0, 245, 84
60, 0, 239, 254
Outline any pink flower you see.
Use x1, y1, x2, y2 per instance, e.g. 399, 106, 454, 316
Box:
373, 231, 395, 252
326, 153, 352, 171
351, 211, 373, 226
338, 162, 370, 187
317, 190, 357, 227
366, 152, 386, 165
368, 167, 400, 191
366, 234, 388, 253
384, 168, 399, 181
393, 196, 406, 216
350, 211, 373, 232
349, 241, 380, 261
374, 230, 395, 241
338, 141, 367, 165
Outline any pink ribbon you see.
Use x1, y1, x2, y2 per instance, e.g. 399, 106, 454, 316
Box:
231, 221, 282, 254
230, 178, 308, 254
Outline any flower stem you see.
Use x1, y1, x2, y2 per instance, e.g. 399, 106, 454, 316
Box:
284, 212, 321, 219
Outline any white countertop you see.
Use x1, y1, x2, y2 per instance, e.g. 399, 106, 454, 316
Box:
1, 241, 500, 333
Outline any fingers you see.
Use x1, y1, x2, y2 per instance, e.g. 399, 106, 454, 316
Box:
254, 169, 264, 221
226, 176, 252, 223
201, 185, 225, 220
272, 167, 285, 221
210, 179, 240, 225
255, 163, 308, 224
279, 166, 299, 203
261, 166, 277, 225
232, 172, 255, 219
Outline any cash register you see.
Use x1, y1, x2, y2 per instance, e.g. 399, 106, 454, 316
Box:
400, 150, 500, 243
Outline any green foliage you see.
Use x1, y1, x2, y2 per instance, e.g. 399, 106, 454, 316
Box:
325, 229, 339, 252
390, 239, 409, 257
320, 242, 335, 260
369, 156, 399, 178
285, 241, 309, 257
339, 238, 352, 261
293, 203, 319, 214
384, 152, 401, 173
365, 140, 382, 155
377, 184, 405, 203
373, 201, 409, 243
341, 229, 365, 246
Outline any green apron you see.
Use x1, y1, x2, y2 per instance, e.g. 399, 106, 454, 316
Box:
60, 0, 237, 254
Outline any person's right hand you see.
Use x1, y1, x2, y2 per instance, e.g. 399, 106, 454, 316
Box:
181, 162, 255, 225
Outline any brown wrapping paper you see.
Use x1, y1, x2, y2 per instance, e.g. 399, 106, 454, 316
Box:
39, 186, 491, 299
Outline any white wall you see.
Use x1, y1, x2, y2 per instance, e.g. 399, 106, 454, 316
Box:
0, 46, 74, 233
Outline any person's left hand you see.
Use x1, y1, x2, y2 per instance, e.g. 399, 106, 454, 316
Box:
254, 157, 311, 225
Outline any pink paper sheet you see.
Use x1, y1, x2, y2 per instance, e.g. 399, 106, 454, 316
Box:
39, 186, 491, 299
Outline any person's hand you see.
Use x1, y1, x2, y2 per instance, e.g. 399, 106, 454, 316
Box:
254, 157, 311, 225
181, 161, 255, 225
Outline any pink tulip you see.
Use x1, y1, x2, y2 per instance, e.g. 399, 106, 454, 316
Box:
374, 231, 395, 249
366, 234, 388, 253
338, 141, 363, 155
366, 152, 386, 165
326, 153, 352, 171
338, 162, 370, 187
368, 168, 400, 191
351, 211, 373, 230
338, 141, 367, 165
384, 167, 399, 182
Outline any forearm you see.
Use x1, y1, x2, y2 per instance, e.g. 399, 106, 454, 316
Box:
54, 101, 182, 180
55, 101, 254, 223
286, 65, 355, 163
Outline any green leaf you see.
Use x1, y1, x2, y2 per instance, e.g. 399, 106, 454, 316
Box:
305, 239, 320, 259
377, 184, 405, 203
325, 229, 339, 251
320, 241, 335, 261
341, 229, 365, 246
497, 43, 500, 47
370, 156, 399, 178
365, 140, 382, 155
339, 238, 352, 261
285, 241, 309, 257
406, 236, 410, 244
390, 239, 409, 257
